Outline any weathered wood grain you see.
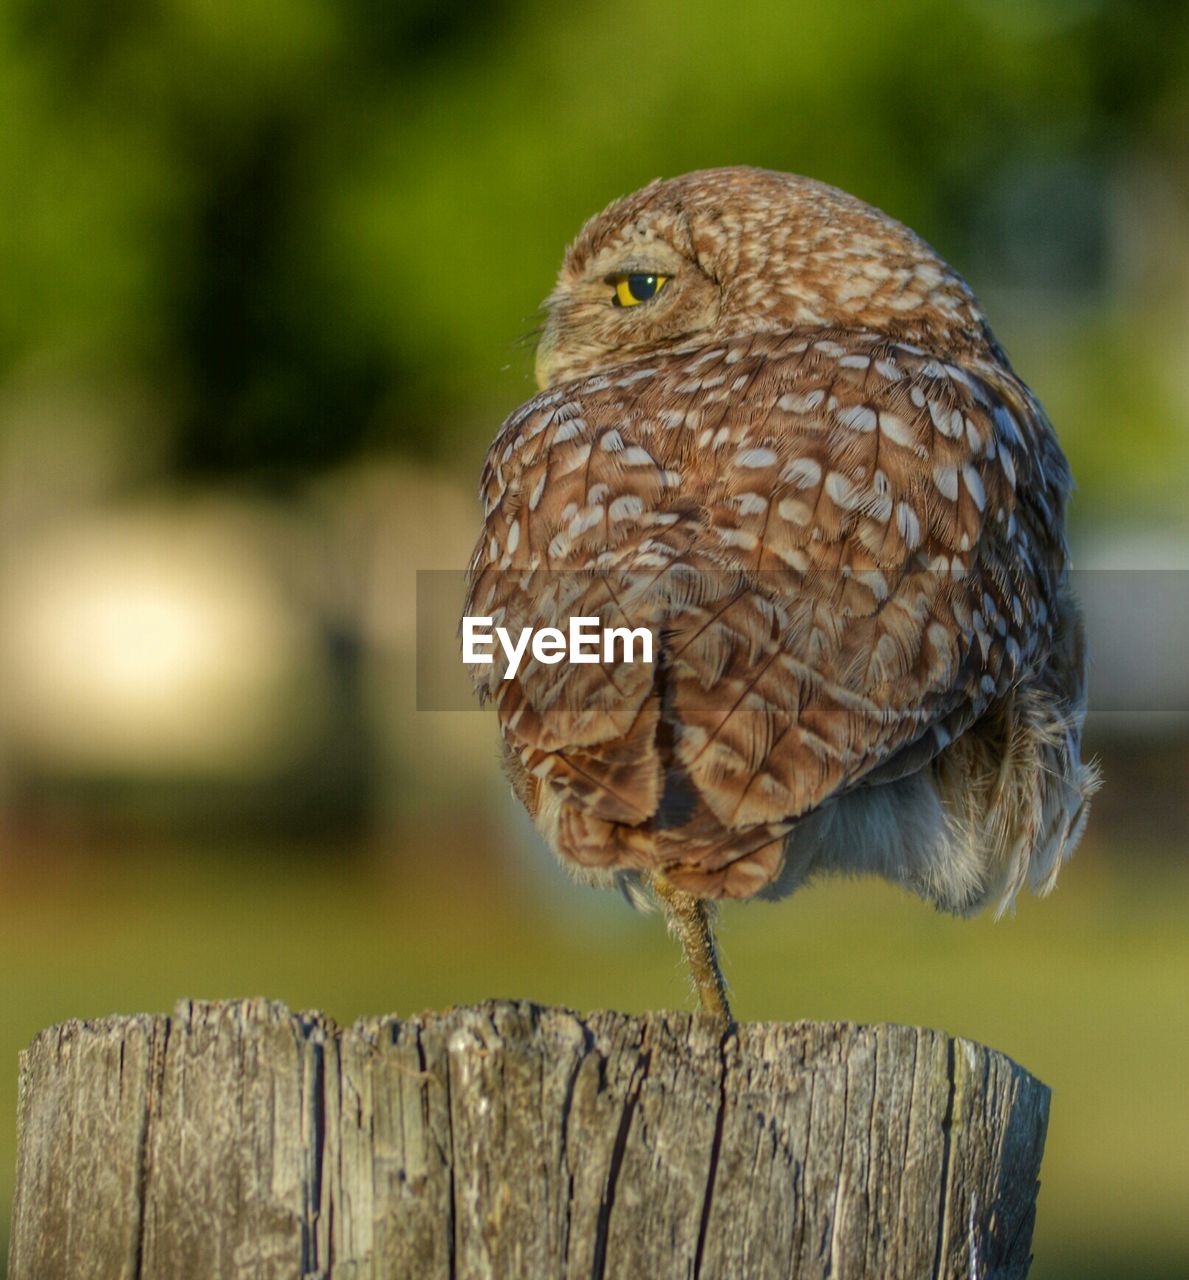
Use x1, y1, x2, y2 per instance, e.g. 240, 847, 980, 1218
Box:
7, 999, 1049, 1279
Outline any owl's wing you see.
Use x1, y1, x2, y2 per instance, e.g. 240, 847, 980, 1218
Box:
466, 329, 1070, 890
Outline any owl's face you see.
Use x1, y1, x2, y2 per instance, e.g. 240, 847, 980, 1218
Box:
533, 208, 722, 390
535, 166, 990, 389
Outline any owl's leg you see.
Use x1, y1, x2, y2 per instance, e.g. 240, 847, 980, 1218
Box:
649, 872, 733, 1025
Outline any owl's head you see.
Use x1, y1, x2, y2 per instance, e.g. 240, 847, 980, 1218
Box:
535, 166, 992, 389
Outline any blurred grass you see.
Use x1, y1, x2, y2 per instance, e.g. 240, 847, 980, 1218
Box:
1, 827, 1186, 1278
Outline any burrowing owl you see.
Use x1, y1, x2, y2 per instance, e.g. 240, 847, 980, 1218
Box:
465, 166, 1096, 1021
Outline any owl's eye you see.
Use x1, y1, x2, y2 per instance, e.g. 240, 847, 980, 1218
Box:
610, 273, 669, 307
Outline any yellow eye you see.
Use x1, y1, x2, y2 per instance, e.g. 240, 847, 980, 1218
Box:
612, 273, 668, 307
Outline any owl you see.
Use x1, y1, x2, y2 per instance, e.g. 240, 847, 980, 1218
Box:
465, 166, 1097, 1021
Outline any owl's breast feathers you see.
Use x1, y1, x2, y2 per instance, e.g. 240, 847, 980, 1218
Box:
465, 329, 1075, 897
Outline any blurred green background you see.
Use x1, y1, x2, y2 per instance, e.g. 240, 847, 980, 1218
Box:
1, 2, 1187, 1276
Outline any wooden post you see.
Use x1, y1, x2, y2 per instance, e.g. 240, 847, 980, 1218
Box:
7, 998, 1049, 1279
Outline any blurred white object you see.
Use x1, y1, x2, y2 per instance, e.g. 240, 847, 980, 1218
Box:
0, 502, 330, 776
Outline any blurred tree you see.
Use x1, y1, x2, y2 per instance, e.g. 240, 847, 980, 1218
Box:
0, 0, 1185, 504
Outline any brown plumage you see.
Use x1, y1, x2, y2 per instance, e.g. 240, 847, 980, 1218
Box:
465, 167, 1097, 1016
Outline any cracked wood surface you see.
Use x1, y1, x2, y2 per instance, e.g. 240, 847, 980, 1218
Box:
7, 999, 1049, 1279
